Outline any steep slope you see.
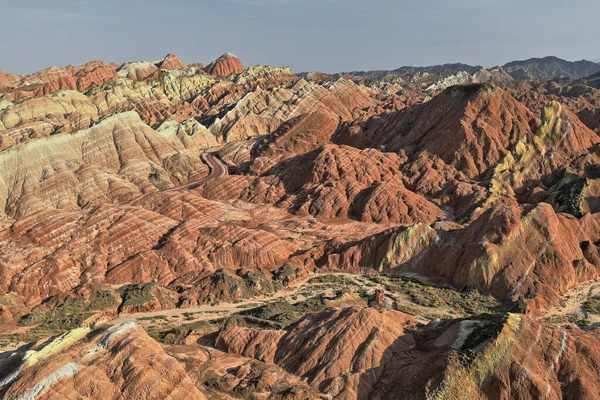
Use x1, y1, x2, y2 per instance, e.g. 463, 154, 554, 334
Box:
336, 84, 540, 179
251, 110, 340, 158
431, 314, 600, 400
117, 61, 158, 80
13, 65, 118, 98
17, 66, 72, 86
74, 64, 118, 91
0, 90, 99, 136
0, 185, 393, 310
217, 307, 418, 398
488, 100, 600, 198
0, 195, 299, 306
317, 197, 600, 311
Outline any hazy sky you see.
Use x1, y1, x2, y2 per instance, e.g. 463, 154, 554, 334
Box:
2, 0, 599, 74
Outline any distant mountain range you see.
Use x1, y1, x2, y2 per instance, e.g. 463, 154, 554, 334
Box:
501, 56, 600, 80
332, 56, 600, 81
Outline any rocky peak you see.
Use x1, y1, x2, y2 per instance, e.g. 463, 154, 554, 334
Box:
156, 53, 187, 70
205, 52, 245, 77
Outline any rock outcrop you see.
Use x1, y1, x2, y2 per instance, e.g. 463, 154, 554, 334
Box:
209, 78, 375, 142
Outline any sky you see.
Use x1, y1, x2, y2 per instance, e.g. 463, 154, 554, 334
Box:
2, 0, 599, 74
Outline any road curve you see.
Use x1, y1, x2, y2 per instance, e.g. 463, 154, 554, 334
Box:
166, 153, 228, 192
201, 153, 228, 180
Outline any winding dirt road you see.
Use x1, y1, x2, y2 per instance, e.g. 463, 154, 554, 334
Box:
200, 153, 228, 180
167, 152, 228, 192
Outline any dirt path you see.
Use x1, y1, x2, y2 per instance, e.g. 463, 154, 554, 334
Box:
114, 273, 362, 326
115, 271, 482, 331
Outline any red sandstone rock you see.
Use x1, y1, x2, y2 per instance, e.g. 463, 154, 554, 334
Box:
337, 84, 541, 179
217, 307, 418, 398
75, 65, 118, 90
201, 144, 443, 224
0, 70, 13, 87
205, 52, 245, 77
157, 53, 187, 70
32, 75, 78, 96
21, 66, 72, 85
251, 110, 340, 157
216, 307, 600, 399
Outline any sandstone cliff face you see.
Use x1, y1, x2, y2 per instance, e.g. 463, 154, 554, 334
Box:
407, 201, 600, 311
312, 197, 600, 312
251, 110, 340, 158
432, 314, 600, 400
75, 65, 118, 91
486, 100, 600, 199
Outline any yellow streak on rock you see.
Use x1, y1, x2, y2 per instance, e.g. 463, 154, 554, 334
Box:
23, 325, 92, 368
